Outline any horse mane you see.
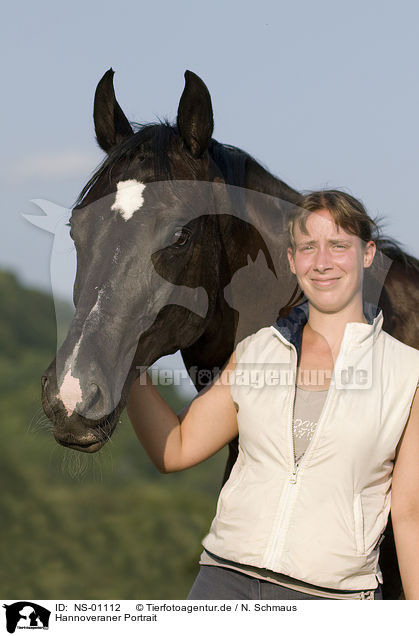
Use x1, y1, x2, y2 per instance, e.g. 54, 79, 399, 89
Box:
208, 139, 250, 187
374, 235, 419, 272
73, 120, 251, 208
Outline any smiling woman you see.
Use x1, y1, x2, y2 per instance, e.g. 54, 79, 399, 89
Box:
287, 190, 377, 334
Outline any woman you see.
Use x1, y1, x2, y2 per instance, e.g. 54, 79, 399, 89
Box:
127, 190, 419, 600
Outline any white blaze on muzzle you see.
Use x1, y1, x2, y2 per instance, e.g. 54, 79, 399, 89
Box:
111, 179, 146, 221
58, 290, 104, 416
59, 344, 83, 416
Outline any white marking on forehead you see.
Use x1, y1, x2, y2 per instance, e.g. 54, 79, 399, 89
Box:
58, 289, 104, 415
111, 179, 146, 221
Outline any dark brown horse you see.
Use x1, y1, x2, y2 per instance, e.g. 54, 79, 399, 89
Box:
41, 68, 419, 598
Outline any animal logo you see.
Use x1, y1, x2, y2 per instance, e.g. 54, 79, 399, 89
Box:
2, 602, 50, 633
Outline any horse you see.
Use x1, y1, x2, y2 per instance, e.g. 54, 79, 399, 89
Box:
41, 68, 419, 599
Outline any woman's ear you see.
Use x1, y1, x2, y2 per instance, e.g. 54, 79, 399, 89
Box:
287, 247, 296, 274
363, 240, 376, 269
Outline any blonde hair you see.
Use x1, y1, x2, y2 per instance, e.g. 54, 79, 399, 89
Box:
288, 190, 379, 252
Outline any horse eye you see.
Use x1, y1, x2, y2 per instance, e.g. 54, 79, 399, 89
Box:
172, 227, 191, 246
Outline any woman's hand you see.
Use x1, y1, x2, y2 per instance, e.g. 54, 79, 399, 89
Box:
126, 354, 239, 474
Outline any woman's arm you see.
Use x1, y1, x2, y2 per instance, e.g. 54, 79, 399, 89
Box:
126, 354, 238, 474
390, 387, 419, 599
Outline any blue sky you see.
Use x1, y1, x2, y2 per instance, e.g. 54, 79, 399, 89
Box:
2, 0, 419, 300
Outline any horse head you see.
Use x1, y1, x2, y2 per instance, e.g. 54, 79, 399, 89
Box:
42, 69, 230, 452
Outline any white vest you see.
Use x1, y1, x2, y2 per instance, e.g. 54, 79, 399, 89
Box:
202, 303, 419, 591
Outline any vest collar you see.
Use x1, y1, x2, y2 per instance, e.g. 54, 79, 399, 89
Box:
272, 300, 383, 359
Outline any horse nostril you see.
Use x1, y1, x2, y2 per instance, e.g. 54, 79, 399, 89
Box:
85, 383, 102, 412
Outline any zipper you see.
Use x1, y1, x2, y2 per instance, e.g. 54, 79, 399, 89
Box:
264, 345, 299, 569
264, 334, 344, 571
264, 472, 297, 569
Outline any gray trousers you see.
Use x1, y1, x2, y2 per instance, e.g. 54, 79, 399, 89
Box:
187, 565, 383, 600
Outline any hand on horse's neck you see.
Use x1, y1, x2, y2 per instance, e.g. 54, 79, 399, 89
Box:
305, 299, 368, 360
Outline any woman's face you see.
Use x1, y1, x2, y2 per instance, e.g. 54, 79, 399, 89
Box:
287, 208, 376, 314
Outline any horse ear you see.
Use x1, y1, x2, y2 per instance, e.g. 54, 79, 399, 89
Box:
93, 68, 134, 153
177, 70, 214, 158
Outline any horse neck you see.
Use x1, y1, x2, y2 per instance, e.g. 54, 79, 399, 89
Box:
243, 156, 301, 204
181, 150, 301, 379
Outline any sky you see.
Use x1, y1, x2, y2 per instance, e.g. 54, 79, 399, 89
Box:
2, 0, 418, 386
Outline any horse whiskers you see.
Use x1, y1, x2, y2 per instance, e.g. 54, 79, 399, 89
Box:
33, 416, 53, 431
26, 408, 54, 435
100, 428, 112, 444
26, 406, 44, 432
60, 448, 90, 480
32, 421, 54, 434
59, 443, 111, 482
96, 417, 114, 444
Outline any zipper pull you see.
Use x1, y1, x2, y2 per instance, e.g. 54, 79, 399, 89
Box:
289, 469, 297, 484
